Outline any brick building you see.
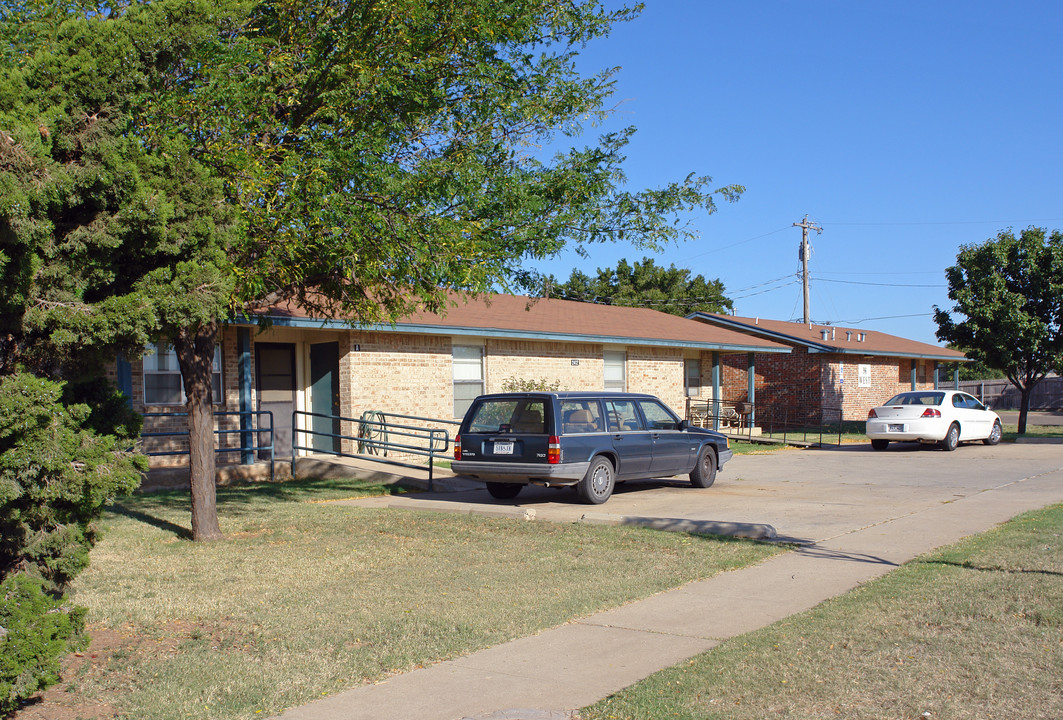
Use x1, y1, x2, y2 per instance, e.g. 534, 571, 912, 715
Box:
687, 313, 968, 424
117, 294, 789, 465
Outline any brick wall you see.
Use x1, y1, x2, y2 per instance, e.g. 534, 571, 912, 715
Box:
721, 349, 940, 423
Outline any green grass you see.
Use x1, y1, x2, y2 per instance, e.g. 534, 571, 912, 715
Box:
581, 503, 1063, 720
1002, 422, 1063, 441
61, 477, 782, 720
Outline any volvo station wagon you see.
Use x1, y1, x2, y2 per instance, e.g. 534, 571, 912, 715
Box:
452, 391, 734, 504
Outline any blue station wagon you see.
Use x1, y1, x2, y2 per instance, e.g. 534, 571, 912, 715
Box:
452, 392, 734, 504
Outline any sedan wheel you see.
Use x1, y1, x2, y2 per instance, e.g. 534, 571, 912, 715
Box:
940, 423, 960, 451
689, 447, 717, 488
577, 456, 615, 505
984, 421, 1002, 446
871, 439, 889, 451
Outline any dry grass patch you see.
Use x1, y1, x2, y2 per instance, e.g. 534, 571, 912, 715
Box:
21, 477, 781, 720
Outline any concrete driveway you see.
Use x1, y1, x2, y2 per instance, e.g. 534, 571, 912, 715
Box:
351, 441, 1063, 545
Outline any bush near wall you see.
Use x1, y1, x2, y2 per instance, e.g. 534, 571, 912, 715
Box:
0, 373, 143, 714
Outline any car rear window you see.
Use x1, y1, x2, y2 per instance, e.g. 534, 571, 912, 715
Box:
467, 399, 548, 433
884, 392, 944, 406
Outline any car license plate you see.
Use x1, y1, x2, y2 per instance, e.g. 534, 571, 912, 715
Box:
888, 424, 904, 432
494, 441, 514, 455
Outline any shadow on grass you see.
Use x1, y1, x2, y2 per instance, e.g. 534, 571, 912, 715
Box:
109, 476, 410, 533
917, 559, 1063, 577
107, 503, 193, 540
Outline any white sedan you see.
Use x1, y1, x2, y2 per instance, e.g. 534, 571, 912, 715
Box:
866, 390, 1002, 451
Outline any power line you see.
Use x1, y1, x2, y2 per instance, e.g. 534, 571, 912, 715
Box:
815, 278, 945, 289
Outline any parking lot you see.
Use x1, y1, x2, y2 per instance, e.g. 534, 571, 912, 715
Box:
352, 440, 1063, 546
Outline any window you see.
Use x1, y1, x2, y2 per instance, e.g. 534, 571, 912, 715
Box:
603, 399, 641, 431
638, 400, 680, 430
143, 343, 222, 405
561, 401, 604, 433
685, 359, 701, 397
452, 345, 484, 417
858, 364, 871, 388
603, 350, 626, 392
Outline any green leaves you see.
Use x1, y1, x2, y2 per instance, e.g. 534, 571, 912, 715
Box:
549, 256, 734, 316
934, 227, 1063, 428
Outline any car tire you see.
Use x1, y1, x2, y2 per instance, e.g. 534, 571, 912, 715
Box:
940, 423, 960, 451
689, 446, 717, 488
984, 421, 1002, 446
577, 456, 615, 505
485, 482, 523, 499
871, 439, 889, 451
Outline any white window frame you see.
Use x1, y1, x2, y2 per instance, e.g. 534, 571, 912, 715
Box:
603, 350, 626, 392
684, 358, 701, 397
142, 343, 222, 406
452, 345, 484, 418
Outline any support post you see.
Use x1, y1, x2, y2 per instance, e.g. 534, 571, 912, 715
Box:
711, 351, 721, 432
238, 327, 253, 465
747, 352, 756, 428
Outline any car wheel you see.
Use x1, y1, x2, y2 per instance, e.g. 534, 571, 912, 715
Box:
485, 482, 523, 499
940, 423, 960, 451
577, 456, 615, 505
984, 421, 1002, 446
689, 446, 717, 488
871, 439, 889, 451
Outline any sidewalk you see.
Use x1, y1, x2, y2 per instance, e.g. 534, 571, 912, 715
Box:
272, 448, 1063, 720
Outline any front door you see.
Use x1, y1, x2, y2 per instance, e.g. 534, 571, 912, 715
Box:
309, 342, 340, 453
256, 343, 296, 457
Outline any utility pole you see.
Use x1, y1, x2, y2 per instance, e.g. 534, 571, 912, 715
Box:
793, 214, 822, 325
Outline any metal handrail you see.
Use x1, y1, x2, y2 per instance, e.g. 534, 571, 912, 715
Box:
140, 410, 275, 480
686, 398, 844, 447
292, 410, 452, 490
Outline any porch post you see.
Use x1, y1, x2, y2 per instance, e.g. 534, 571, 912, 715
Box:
711, 351, 721, 432
747, 352, 756, 428
933, 362, 940, 390
911, 360, 918, 390
238, 327, 253, 465
953, 363, 960, 389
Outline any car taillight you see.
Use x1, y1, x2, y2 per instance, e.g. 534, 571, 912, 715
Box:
867, 409, 877, 419
548, 435, 561, 464
921, 408, 941, 418
454, 435, 461, 461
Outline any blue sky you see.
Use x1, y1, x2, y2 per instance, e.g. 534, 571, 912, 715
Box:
531, 1, 1063, 345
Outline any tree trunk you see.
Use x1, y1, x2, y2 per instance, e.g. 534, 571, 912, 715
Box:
1017, 385, 1031, 436
173, 323, 223, 541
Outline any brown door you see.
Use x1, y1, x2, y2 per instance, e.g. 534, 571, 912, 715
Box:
256, 343, 296, 457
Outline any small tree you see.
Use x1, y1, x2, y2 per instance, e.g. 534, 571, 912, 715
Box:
548, 257, 733, 315
934, 227, 1063, 433
4, 0, 742, 540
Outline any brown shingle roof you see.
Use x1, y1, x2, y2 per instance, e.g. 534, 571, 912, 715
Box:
266, 293, 790, 353
689, 313, 967, 361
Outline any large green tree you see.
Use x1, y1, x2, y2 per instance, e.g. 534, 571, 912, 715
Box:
3, 0, 742, 540
934, 227, 1063, 433
548, 257, 733, 315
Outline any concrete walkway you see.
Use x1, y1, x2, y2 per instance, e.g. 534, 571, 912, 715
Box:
274, 443, 1063, 720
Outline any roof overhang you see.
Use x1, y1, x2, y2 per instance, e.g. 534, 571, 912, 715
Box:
238, 314, 792, 354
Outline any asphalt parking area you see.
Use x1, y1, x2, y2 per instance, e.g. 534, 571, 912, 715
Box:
345, 442, 1063, 545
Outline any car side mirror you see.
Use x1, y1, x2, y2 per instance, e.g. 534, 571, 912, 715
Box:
678, 419, 689, 431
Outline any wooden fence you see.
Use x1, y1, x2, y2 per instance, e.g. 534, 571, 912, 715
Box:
959, 376, 1063, 410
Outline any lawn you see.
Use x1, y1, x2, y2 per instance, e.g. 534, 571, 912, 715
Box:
581, 502, 1063, 720
22, 477, 782, 720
